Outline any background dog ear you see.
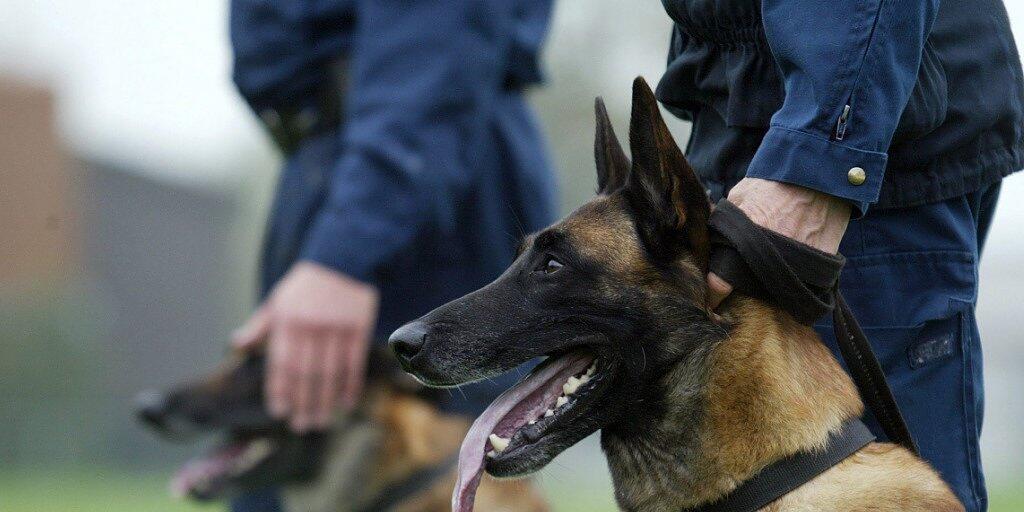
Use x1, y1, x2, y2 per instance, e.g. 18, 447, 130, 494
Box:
625, 77, 710, 271
594, 97, 630, 194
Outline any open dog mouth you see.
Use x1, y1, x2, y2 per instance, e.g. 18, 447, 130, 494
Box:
170, 435, 276, 500
453, 350, 611, 512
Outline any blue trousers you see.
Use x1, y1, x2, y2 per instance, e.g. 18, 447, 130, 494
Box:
813, 183, 1000, 512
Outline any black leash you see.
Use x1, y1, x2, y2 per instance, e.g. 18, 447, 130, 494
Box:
706, 200, 845, 324
354, 453, 459, 512
683, 199, 919, 512
831, 292, 918, 454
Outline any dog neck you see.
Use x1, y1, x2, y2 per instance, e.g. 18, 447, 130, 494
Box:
602, 297, 863, 511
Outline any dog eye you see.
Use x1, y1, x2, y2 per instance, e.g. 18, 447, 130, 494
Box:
537, 256, 564, 275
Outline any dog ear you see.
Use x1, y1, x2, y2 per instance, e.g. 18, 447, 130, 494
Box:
594, 97, 630, 194
625, 76, 710, 271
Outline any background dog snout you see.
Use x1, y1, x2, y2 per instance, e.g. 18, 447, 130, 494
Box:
389, 322, 427, 366
135, 389, 170, 429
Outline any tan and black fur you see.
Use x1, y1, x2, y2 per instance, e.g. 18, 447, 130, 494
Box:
390, 78, 963, 511
137, 350, 548, 512
283, 374, 548, 512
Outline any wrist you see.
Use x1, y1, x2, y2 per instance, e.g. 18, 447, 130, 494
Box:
727, 178, 850, 254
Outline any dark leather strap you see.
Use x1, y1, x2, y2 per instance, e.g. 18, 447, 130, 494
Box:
685, 419, 875, 512
354, 453, 458, 512
708, 200, 845, 324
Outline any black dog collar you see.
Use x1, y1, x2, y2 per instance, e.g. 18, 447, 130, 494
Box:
686, 418, 875, 512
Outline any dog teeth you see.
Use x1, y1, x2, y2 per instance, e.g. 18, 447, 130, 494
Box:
562, 376, 582, 395
488, 434, 510, 453
230, 438, 275, 475
496, 359, 603, 441
486, 450, 498, 459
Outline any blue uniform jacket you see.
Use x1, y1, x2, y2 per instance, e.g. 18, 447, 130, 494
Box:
230, 0, 557, 341
658, 0, 1024, 215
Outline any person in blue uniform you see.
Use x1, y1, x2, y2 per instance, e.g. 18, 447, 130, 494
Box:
656, 1, 1023, 511
226, 1, 556, 510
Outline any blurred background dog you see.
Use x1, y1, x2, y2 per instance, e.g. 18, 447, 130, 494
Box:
136, 349, 548, 512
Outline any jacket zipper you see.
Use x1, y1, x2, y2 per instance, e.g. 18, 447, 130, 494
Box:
834, 104, 851, 141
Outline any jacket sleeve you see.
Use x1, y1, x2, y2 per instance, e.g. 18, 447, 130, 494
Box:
299, 0, 513, 283
746, 0, 941, 215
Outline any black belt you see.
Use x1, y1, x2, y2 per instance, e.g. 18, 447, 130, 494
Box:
258, 61, 347, 155
685, 199, 919, 512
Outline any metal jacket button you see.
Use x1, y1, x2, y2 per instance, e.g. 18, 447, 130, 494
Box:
848, 167, 866, 185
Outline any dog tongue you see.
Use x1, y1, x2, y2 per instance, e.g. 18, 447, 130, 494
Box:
453, 352, 590, 512
170, 442, 247, 498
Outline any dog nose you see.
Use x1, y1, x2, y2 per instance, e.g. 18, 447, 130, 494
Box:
389, 322, 427, 367
135, 389, 170, 428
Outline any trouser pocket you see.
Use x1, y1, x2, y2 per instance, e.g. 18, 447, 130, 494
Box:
815, 250, 985, 511
824, 308, 983, 510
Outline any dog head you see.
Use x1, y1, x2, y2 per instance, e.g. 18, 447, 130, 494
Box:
136, 352, 326, 500
390, 77, 723, 504
136, 349, 428, 501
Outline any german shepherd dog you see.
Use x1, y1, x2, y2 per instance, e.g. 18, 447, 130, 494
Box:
388, 78, 963, 512
136, 349, 548, 512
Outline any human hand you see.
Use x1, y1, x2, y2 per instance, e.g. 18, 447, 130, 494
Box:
707, 177, 851, 309
233, 261, 380, 432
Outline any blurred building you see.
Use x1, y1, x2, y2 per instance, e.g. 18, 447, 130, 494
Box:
0, 74, 251, 468
0, 79, 76, 288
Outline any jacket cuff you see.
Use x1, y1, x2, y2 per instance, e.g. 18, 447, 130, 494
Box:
299, 209, 382, 286
745, 126, 887, 217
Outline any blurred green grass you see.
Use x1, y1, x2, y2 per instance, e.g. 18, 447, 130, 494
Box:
0, 470, 1020, 511
0, 471, 208, 512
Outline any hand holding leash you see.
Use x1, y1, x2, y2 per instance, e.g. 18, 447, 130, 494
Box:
232, 261, 380, 432
706, 192, 919, 455
706, 177, 850, 309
